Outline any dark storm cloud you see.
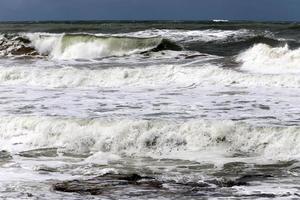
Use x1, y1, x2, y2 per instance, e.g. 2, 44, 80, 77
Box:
0, 0, 299, 21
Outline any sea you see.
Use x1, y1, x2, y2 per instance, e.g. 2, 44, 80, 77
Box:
0, 20, 300, 199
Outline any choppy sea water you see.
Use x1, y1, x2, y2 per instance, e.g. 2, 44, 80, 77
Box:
1, 21, 300, 199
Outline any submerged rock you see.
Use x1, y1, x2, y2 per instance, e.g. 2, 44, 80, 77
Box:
0, 150, 12, 160
53, 173, 162, 195
14, 36, 31, 44
19, 148, 58, 158
0, 150, 12, 166
185, 54, 207, 59
210, 178, 248, 187
236, 174, 273, 183
53, 172, 258, 197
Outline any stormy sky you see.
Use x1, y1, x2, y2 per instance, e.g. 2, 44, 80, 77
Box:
0, 0, 299, 21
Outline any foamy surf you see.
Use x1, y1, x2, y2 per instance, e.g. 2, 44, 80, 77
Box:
1, 63, 300, 88
121, 29, 251, 43
1, 116, 300, 164
237, 43, 300, 74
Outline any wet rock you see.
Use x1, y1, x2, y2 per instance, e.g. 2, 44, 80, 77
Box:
35, 165, 59, 173
53, 173, 162, 195
208, 178, 248, 187
145, 136, 159, 147
0, 43, 9, 51
53, 172, 276, 197
252, 104, 270, 110
120, 173, 143, 182
26, 193, 33, 197
151, 39, 182, 52
11, 45, 38, 56
62, 152, 91, 158
0, 150, 12, 166
19, 148, 58, 158
216, 136, 226, 143
14, 36, 31, 44
236, 174, 273, 182
0, 35, 39, 56
53, 180, 104, 195
185, 54, 206, 59
245, 193, 276, 198
175, 181, 210, 188
208, 174, 273, 188
0, 150, 12, 160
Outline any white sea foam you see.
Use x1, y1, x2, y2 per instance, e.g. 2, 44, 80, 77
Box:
25, 33, 61, 55
84, 152, 121, 165
237, 43, 300, 74
1, 63, 300, 88
0, 116, 300, 164
124, 29, 251, 43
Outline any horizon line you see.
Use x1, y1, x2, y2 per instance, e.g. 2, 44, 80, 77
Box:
0, 19, 299, 24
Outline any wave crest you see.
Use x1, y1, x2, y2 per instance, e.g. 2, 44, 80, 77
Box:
237, 44, 300, 74
1, 116, 300, 164
52, 34, 181, 59
0, 33, 182, 59
1, 63, 300, 88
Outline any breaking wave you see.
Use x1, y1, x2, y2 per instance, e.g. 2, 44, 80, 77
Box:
1, 63, 300, 88
0, 30, 294, 59
126, 29, 251, 43
0, 33, 182, 59
237, 44, 300, 74
1, 116, 300, 164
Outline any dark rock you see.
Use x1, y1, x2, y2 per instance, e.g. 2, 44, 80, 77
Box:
258, 104, 270, 110
0, 43, 9, 51
245, 193, 276, 198
151, 39, 182, 52
216, 136, 226, 143
11, 45, 38, 56
53, 180, 104, 195
0, 35, 39, 57
252, 104, 270, 110
19, 148, 58, 158
208, 174, 272, 188
14, 37, 31, 44
145, 136, 159, 148
208, 178, 248, 187
35, 165, 59, 173
26, 193, 33, 197
53, 172, 275, 197
175, 181, 210, 188
0, 150, 12, 160
120, 173, 143, 182
53, 173, 163, 195
236, 174, 273, 182
185, 54, 206, 59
